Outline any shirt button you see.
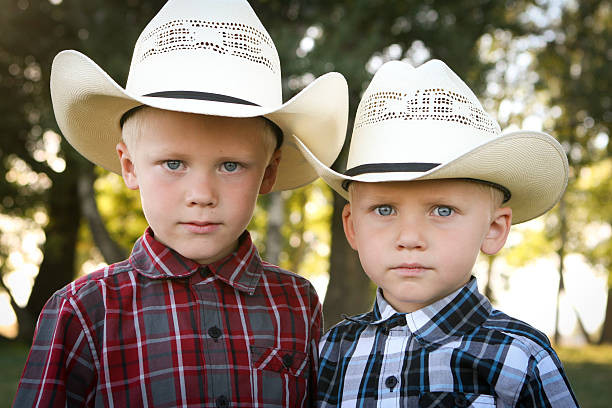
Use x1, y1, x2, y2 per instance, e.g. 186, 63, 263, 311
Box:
208, 326, 222, 339
384, 375, 398, 390
282, 353, 294, 368
454, 394, 469, 407
216, 395, 229, 408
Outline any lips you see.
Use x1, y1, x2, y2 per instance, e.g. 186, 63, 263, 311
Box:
390, 263, 430, 276
181, 221, 221, 234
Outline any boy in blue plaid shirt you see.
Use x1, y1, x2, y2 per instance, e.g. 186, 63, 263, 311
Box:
295, 59, 579, 407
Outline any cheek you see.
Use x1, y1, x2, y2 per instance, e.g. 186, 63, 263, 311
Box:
353, 223, 385, 266
440, 234, 482, 272
139, 177, 179, 209
224, 184, 259, 221
354, 219, 387, 244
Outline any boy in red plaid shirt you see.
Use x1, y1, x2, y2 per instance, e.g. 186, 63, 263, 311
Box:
13, 0, 347, 406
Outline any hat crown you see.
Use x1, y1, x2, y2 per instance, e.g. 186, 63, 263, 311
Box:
347, 60, 501, 170
126, 0, 282, 107
292, 59, 568, 225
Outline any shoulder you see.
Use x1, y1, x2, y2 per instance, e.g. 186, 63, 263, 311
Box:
257, 261, 322, 317
481, 311, 577, 405
32, 259, 133, 346
320, 311, 374, 346
480, 308, 555, 360
46, 258, 133, 311
259, 260, 318, 293
318, 312, 375, 369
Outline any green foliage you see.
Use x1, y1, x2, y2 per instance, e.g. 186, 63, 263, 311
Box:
0, 0, 166, 248
280, 180, 333, 280
490, 1, 611, 300
249, 180, 333, 280
534, 0, 611, 166
504, 221, 558, 267
1, 0, 610, 339
94, 170, 147, 252
573, 160, 612, 285
0, 0, 169, 327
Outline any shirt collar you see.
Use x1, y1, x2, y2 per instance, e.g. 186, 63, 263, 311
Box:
129, 227, 263, 294
355, 277, 492, 345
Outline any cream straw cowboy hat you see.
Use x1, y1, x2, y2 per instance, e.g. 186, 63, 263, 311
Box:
50, 0, 348, 191
294, 59, 569, 224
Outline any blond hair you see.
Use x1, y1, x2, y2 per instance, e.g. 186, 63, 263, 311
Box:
121, 106, 279, 158
464, 179, 506, 211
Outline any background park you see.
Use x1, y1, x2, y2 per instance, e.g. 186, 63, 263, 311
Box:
0, 0, 611, 406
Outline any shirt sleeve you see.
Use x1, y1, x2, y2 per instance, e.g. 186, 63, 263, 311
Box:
516, 349, 579, 407
13, 293, 97, 407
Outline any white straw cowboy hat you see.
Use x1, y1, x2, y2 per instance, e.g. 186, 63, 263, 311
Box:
294, 59, 569, 224
50, 0, 348, 191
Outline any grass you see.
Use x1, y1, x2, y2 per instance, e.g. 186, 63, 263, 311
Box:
0, 342, 28, 408
1, 342, 611, 407
557, 344, 612, 408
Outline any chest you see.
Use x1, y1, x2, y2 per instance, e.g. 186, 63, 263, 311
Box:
89, 278, 313, 406
326, 327, 524, 407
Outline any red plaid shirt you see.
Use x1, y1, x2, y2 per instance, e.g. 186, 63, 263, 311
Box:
14, 228, 321, 407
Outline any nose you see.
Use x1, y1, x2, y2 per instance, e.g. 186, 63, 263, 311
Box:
186, 171, 218, 207
395, 216, 427, 250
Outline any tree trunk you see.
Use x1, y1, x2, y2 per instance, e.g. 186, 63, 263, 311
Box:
322, 193, 373, 331
77, 164, 126, 264
291, 191, 307, 272
599, 287, 612, 344
265, 191, 284, 265
483, 255, 496, 303
21, 169, 81, 341
571, 303, 593, 344
554, 198, 567, 346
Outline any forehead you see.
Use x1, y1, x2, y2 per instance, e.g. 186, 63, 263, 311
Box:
350, 179, 488, 201
146, 109, 265, 135
132, 108, 270, 150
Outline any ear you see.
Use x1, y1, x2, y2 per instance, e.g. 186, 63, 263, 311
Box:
481, 206, 512, 255
116, 142, 139, 190
342, 203, 359, 251
259, 148, 282, 194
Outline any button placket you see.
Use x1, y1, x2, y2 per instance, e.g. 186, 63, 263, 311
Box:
379, 317, 409, 400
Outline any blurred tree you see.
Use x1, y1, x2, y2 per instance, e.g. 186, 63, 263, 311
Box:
6, 0, 606, 342
572, 160, 612, 343
0, 0, 540, 339
258, 0, 538, 328
533, 0, 611, 343
0, 0, 166, 341
0, 0, 333, 341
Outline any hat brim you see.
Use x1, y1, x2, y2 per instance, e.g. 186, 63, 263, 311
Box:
50, 50, 348, 191
293, 131, 569, 224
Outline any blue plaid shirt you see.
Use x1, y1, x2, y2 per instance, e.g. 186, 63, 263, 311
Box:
317, 277, 578, 407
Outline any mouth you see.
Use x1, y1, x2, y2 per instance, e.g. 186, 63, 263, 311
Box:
181, 221, 221, 234
390, 263, 430, 276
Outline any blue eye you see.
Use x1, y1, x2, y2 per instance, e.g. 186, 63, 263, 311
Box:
375, 205, 395, 216
222, 162, 239, 172
434, 206, 453, 217
165, 160, 182, 170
